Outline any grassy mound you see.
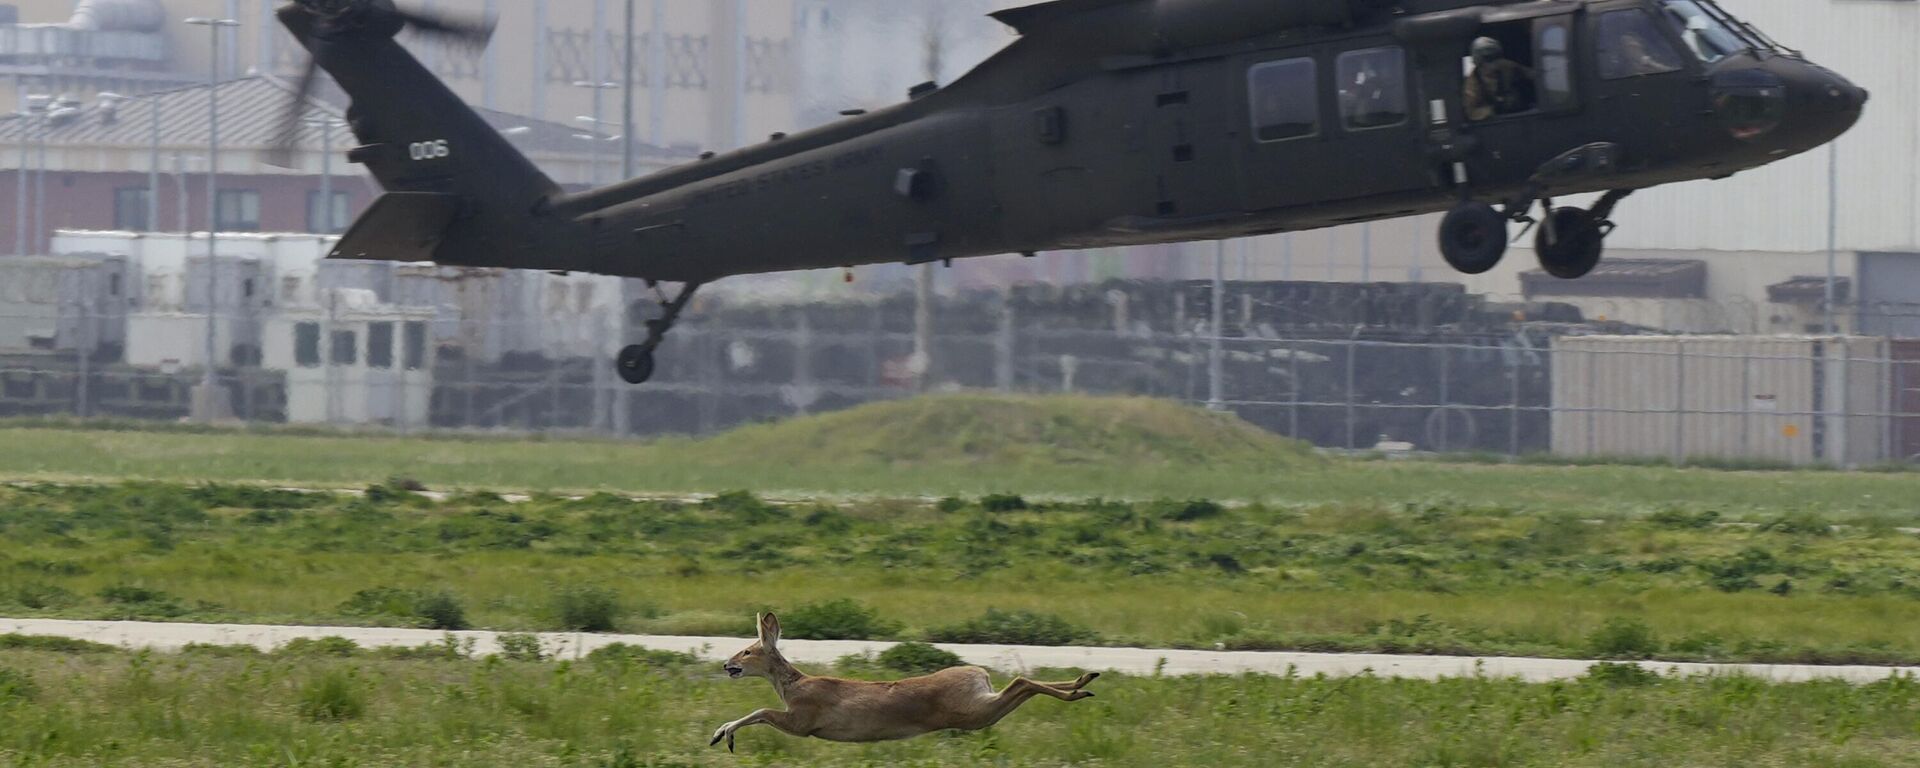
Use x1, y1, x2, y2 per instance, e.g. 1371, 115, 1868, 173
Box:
678, 394, 1317, 468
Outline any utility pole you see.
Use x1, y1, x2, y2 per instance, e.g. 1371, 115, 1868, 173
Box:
911, 4, 947, 393
622, 0, 636, 179
12, 92, 47, 255
187, 16, 241, 423
1824, 141, 1839, 336
1209, 240, 1226, 410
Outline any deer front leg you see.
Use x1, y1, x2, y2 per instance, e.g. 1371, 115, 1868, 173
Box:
709, 709, 802, 753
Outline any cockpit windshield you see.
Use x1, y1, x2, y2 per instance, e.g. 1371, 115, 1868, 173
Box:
1660, 0, 1791, 61
1660, 0, 1746, 62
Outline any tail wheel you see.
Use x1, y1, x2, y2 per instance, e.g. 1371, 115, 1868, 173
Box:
1535, 207, 1606, 280
1438, 202, 1509, 275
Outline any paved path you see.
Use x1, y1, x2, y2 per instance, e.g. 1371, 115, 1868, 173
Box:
3, 618, 1914, 684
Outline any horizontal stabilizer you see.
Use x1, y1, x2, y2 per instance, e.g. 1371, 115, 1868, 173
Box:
329, 192, 461, 262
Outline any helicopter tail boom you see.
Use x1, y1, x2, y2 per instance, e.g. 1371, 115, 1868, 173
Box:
280, 3, 565, 269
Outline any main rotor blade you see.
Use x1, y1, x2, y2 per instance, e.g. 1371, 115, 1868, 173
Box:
391, 6, 494, 44
265, 53, 322, 169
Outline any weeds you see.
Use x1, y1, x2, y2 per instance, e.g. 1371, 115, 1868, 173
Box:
782, 599, 902, 641
928, 609, 1098, 646
877, 642, 964, 674
296, 668, 367, 721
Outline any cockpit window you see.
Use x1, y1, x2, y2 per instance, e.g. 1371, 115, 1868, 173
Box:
1660, 0, 1746, 63
1596, 10, 1687, 79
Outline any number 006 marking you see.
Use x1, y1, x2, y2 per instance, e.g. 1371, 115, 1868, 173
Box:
408, 140, 451, 161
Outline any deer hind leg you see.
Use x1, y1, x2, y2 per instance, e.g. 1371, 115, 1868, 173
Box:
960, 677, 1092, 731
1039, 672, 1101, 691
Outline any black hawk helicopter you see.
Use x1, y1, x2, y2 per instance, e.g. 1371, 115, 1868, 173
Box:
274, 0, 1866, 384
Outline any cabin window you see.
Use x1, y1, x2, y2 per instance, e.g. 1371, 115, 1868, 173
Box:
1248, 57, 1319, 142
1536, 19, 1576, 110
1337, 47, 1408, 131
1596, 10, 1686, 79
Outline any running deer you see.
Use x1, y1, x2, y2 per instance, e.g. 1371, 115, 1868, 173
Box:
708, 613, 1099, 751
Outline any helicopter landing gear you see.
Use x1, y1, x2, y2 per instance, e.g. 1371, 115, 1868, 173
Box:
1534, 190, 1631, 280
1438, 201, 1509, 275
616, 281, 702, 385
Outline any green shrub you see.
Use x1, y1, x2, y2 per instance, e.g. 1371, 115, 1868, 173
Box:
1647, 507, 1721, 530
550, 585, 622, 632
496, 633, 545, 662
376, 635, 473, 661
1581, 662, 1662, 687
0, 634, 116, 654
1762, 512, 1832, 537
979, 494, 1028, 513
927, 609, 1098, 646
782, 599, 902, 640
180, 643, 263, 658
704, 490, 785, 524
1152, 498, 1224, 522
586, 643, 701, 669
296, 669, 367, 721
9, 582, 76, 610
278, 636, 361, 658
877, 642, 964, 675
414, 591, 470, 631
935, 497, 967, 514
1588, 618, 1660, 659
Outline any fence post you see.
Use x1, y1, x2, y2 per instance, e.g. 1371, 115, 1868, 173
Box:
1740, 345, 1751, 457
1673, 339, 1686, 466
75, 295, 91, 419
1585, 346, 1597, 457
1437, 341, 1451, 452
1508, 345, 1520, 458
1288, 336, 1301, 440
994, 298, 1014, 393
1345, 330, 1358, 451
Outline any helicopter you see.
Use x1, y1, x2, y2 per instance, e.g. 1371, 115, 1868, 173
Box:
274, 0, 1866, 384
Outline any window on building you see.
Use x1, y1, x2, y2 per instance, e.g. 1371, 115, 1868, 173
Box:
294, 322, 321, 368
1248, 57, 1319, 142
330, 329, 357, 366
368, 322, 394, 369
215, 190, 261, 231
113, 188, 151, 231
1597, 10, 1687, 79
403, 321, 427, 370
1336, 47, 1408, 130
307, 190, 350, 234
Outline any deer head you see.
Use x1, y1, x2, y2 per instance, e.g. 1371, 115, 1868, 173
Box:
723, 613, 786, 680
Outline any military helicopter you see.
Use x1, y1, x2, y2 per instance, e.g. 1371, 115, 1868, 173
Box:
274, 0, 1866, 384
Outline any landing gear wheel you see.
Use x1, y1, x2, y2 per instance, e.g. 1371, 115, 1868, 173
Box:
616, 345, 656, 385
611, 281, 702, 386
1438, 202, 1509, 275
1535, 207, 1605, 280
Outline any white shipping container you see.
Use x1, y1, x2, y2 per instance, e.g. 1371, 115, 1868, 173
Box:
1552, 336, 1892, 467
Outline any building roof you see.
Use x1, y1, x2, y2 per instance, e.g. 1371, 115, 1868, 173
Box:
1521, 259, 1709, 300
0, 75, 689, 162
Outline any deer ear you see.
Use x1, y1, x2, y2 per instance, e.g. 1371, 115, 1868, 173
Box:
759, 612, 782, 646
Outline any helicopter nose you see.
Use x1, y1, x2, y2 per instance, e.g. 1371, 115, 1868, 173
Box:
1714, 60, 1864, 152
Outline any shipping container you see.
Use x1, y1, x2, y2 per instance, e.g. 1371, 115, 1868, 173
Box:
1552, 336, 1892, 466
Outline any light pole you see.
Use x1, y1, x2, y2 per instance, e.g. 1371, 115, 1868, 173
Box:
303, 115, 349, 233
622, 0, 637, 179
99, 91, 163, 232
186, 16, 241, 423
571, 81, 619, 185
11, 93, 48, 255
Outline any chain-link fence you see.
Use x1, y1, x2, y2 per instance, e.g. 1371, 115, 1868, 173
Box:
1, 277, 1916, 467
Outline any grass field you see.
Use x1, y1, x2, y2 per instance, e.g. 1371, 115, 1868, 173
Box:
2, 398, 1919, 517
1, 640, 1917, 767
5, 481, 1920, 665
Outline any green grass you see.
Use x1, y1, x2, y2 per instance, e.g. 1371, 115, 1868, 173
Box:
3, 393, 1920, 515
6, 482, 1920, 665
0, 644, 1916, 767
